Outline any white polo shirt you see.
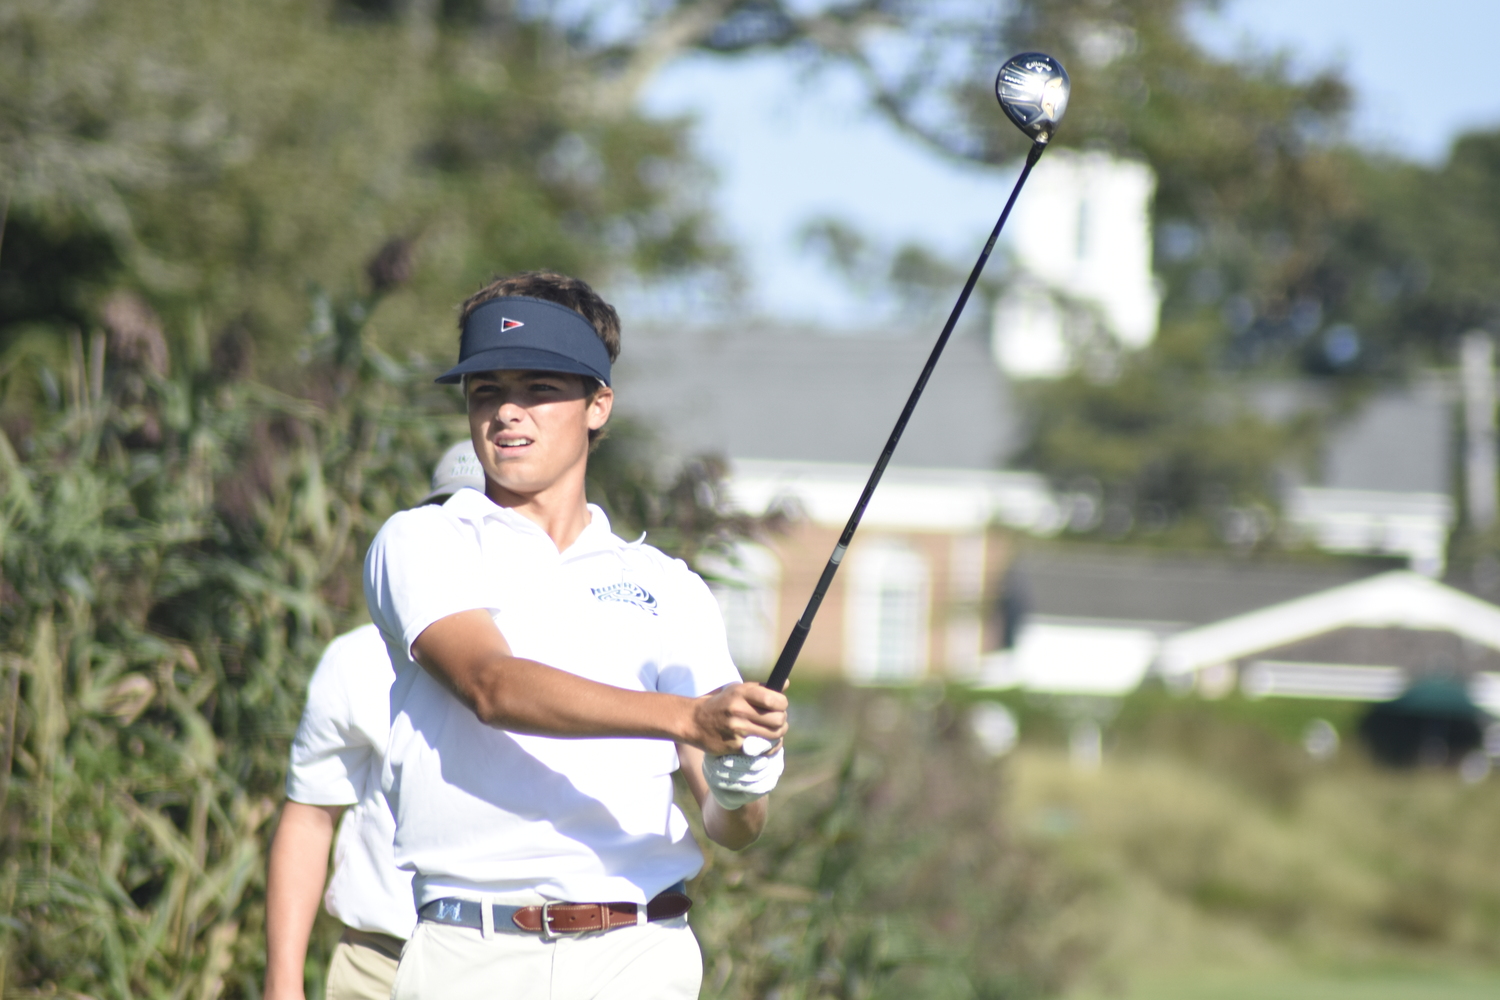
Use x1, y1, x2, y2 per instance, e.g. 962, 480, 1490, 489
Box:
285, 624, 417, 940
363, 490, 741, 908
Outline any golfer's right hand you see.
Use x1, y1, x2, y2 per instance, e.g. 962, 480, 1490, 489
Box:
703, 742, 785, 809
687, 682, 787, 755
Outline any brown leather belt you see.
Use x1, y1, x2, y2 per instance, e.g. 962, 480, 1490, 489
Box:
418, 883, 691, 937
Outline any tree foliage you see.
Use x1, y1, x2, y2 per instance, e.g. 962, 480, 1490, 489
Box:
0, 257, 787, 995
0, 0, 729, 382
0, 272, 454, 995
794, 0, 1500, 538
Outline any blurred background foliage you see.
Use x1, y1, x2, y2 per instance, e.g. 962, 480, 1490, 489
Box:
6, 0, 1500, 997
0, 272, 461, 995
995, 0, 1497, 532
788, 0, 1500, 534
997, 688, 1500, 999
0, 268, 786, 997
686, 687, 1094, 1000
0, 0, 726, 395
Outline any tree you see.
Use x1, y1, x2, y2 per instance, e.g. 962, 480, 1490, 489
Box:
824, 0, 1361, 533
1337, 131, 1500, 361
0, 7, 1107, 996
0, 253, 782, 996
0, 0, 727, 389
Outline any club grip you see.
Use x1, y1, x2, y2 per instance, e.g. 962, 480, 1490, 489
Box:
764, 620, 808, 691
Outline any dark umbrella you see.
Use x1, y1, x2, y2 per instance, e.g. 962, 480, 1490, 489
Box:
1358, 677, 1488, 768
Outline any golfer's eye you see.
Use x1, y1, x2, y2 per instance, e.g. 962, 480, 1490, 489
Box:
468, 385, 506, 407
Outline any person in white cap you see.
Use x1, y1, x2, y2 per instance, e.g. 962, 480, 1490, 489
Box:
264, 441, 486, 1000
364, 270, 787, 1000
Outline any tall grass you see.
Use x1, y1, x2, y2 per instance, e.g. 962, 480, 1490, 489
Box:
688, 686, 1095, 1000
0, 283, 459, 997
8, 281, 1057, 998
1004, 691, 1500, 993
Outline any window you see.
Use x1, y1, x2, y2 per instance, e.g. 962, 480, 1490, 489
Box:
1075, 196, 1091, 260
704, 542, 781, 672
845, 541, 931, 683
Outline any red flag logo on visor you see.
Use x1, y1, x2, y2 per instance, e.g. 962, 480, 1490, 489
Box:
501, 318, 524, 331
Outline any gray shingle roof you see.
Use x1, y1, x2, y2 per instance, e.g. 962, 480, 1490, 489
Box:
1321, 380, 1453, 494
1258, 377, 1455, 495
1009, 546, 1388, 627
613, 326, 1019, 471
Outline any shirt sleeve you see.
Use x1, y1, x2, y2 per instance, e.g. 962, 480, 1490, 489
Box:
285, 630, 379, 806
655, 561, 744, 697
363, 506, 503, 661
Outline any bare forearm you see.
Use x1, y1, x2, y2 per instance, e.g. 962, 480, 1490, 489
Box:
703, 796, 768, 850
413, 610, 787, 753
265, 802, 341, 1000
463, 654, 695, 741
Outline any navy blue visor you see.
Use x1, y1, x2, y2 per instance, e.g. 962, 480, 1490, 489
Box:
436, 296, 611, 386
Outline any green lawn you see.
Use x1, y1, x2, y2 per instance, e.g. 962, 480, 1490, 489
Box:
1000, 694, 1500, 999
1069, 967, 1500, 1000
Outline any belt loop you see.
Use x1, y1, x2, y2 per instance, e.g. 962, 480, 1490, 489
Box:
480, 895, 495, 939
636, 902, 646, 926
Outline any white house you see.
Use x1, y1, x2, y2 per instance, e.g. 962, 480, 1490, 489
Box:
608, 146, 1477, 679
614, 325, 1031, 680
978, 555, 1500, 714
1157, 571, 1500, 713
614, 317, 1474, 684
991, 150, 1160, 378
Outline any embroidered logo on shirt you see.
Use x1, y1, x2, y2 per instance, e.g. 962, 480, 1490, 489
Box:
591, 582, 659, 615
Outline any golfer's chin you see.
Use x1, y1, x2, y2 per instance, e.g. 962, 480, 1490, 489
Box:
483, 462, 563, 502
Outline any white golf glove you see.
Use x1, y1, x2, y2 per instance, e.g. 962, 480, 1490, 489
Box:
702, 737, 784, 810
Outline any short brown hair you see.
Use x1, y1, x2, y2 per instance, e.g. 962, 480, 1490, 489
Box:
458, 270, 618, 449
458, 270, 620, 362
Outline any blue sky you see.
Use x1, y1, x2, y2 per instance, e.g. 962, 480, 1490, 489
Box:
632, 0, 1500, 328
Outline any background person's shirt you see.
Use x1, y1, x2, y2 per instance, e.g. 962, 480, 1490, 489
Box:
285, 624, 417, 939
364, 492, 741, 907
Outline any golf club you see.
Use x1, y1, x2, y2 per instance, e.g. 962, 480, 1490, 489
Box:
761, 52, 1069, 696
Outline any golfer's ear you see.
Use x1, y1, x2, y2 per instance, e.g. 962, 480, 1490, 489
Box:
588, 385, 613, 429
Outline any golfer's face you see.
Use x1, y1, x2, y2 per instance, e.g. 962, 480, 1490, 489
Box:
465, 370, 611, 498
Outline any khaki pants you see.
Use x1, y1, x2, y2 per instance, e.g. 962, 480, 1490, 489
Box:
327, 927, 403, 1000
391, 917, 702, 1000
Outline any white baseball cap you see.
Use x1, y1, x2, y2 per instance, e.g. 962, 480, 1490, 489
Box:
423, 439, 487, 503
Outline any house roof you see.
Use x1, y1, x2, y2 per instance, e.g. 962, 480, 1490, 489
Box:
1009, 547, 1383, 629
1157, 571, 1500, 676
1321, 380, 1453, 494
727, 458, 1061, 534
615, 326, 1455, 501
613, 325, 1018, 471
1254, 377, 1455, 495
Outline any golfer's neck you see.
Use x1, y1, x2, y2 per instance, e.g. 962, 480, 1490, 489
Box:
487, 468, 592, 552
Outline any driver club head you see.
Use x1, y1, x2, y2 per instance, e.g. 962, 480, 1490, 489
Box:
996, 52, 1070, 145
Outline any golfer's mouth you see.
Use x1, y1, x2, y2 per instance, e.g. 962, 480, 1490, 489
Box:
496, 437, 534, 450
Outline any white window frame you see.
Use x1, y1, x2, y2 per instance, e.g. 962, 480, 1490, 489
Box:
845, 540, 931, 683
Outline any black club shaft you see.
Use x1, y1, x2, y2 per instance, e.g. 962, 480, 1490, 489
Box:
764, 140, 1049, 692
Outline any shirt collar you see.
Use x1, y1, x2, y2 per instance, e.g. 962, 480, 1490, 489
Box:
441, 490, 621, 555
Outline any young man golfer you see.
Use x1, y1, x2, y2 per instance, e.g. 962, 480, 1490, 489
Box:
265, 442, 487, 1000
363, 271, 788, 999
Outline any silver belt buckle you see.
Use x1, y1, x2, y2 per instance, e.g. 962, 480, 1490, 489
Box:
539, 900, 561, 939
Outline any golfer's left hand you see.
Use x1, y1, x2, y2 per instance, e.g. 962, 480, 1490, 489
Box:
686, 682, 787, 754
702, 741, 784, 810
